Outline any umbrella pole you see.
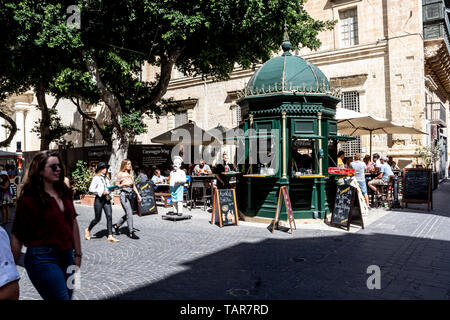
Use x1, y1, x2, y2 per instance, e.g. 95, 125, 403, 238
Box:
369, 130, 372, 157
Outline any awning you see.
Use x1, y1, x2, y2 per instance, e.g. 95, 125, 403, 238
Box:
292, 135, 325, 139
329, 135, 357, 141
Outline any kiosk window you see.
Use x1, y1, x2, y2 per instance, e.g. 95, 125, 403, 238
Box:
292, 138, 317, 175
328, 139, 338, 167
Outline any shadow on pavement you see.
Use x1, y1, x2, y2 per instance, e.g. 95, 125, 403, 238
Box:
107, 230, 450, 300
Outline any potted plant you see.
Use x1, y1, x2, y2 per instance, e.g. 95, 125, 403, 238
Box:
415, 143, 442, 190
72, 160, 95, 205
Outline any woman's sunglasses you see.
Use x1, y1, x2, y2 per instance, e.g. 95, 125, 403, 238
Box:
48, 164, 63, 171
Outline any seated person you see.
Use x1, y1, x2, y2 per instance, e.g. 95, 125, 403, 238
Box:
136, 167, 149, 183
344, 157, 352, 169
151, 169, 166, 185
372, 153, 382, 171
368, 156, 394, 195
193, 159, 212, 175
388, 156, 399, 170
363, 155, 373, 172
151, 169, 168, 202
215, 153, 234, 189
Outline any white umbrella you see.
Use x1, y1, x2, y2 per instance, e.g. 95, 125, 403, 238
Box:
336, 108, 426, 156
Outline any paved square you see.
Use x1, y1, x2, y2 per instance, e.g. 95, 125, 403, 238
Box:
3, 181, 450, 299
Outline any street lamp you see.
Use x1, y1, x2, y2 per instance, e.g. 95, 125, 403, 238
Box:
16, 141, 23, 184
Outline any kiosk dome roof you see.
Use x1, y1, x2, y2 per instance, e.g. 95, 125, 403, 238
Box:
245, 40, 332, 97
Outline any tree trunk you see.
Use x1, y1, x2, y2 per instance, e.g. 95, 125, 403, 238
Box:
35, 84, 52, 151
108, 127, 130, 183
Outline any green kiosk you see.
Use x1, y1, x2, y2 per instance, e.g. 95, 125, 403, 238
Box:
235, 40, 352, 223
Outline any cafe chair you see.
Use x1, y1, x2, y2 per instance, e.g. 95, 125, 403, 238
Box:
189, 180, 211, 211
375, 176, 394, 209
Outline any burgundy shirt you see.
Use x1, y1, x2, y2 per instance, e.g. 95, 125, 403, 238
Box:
12, 194, 78, 251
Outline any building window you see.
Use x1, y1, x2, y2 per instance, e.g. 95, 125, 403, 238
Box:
231, 105, 241, 127
340, 91, 361, 156
174, 111, 188, 127
339, 8, 359, 47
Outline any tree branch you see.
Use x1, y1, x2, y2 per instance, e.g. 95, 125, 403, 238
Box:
51, 98, 60, 109
0, 108, 17, 148
147, 47, 185, 107
71, 97, 112, 146
82, 51, 121, 127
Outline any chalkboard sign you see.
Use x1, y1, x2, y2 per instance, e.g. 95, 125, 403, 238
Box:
272, 186, 297, 234
210, 187, 239, 227
137, 181, 158, 216
402, 168, 432, 211
331, 185, 363, 231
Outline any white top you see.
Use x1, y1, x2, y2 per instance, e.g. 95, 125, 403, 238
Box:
169, 169, 186, 187
89, 175, 111, 197
151, 175, 166, 184
194, 164, 211, 173
0, 227, 20, 288
375, 159, 382, 168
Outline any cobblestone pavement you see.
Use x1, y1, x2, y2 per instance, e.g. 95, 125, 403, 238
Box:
3, 180, 450, 300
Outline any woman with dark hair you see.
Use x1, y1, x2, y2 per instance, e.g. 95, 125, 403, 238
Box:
85, 162, 119, 243
112, 159, 141, 240
0, 171, 13, 225
10, 150, 82, 300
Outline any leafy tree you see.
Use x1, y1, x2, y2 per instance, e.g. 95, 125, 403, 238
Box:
78, 0, 335, 176
1, 0, 334, 177
0, 0, 87, 150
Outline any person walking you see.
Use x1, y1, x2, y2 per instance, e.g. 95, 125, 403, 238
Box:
0, 171, 13, 225
0, 226, 20, 300
113, 159, 141, 240
85, 162, 119, 243
10, 150, 82, 300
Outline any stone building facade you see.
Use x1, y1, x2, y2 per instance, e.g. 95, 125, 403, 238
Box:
2, 0, 449, 177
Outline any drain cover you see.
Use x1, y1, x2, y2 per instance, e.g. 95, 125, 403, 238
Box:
292, 257, 306, 262
227, 289, 250, 297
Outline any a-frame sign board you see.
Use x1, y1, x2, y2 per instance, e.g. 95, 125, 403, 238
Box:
271, 186, 296, 234
210, 187, 239, 227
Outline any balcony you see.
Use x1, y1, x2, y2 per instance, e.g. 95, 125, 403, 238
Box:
426, 102, 447, 126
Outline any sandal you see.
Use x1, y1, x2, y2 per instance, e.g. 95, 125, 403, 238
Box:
84, 228, 91, 240
107, 235, 120, 242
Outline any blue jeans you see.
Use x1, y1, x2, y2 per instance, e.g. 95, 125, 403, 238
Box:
24, 246, 75, 300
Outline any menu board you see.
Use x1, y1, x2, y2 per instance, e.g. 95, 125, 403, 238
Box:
210, 188, 239, 227
137, 181, 158, 216
402, 168, 432, 211
331, 185, 363, 231
272, 186, 296, 234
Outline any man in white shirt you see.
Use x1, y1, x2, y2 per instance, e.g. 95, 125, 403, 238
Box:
151, 169, 166, 184
0, 226, 19, 300
372, 153, 382, 169
193, 159, 212, 175
368, 156, 394, 195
